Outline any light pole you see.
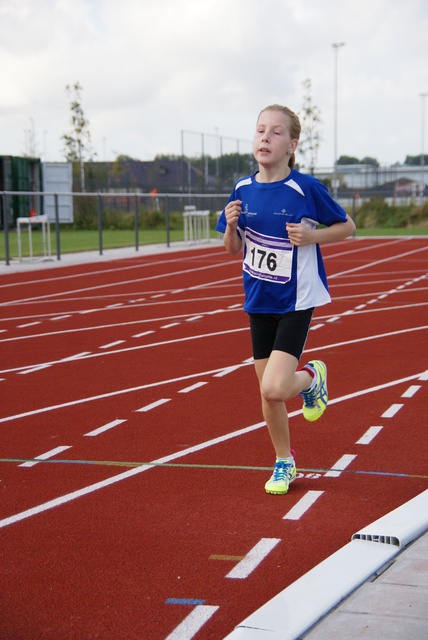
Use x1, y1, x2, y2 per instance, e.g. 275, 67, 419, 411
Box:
332, 42, 345, 199
420, 92, 428, 198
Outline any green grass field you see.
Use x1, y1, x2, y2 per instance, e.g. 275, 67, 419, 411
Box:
1, 226, 427, 262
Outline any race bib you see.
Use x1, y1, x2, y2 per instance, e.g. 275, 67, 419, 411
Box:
243, 228, 293, 284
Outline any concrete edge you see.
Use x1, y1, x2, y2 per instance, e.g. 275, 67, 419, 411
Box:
224, 489, 428, 640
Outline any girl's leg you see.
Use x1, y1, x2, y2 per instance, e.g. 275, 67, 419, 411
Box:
254, 351, 312, 459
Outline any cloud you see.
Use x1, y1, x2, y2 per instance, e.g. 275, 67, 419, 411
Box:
0, 0, 427, 167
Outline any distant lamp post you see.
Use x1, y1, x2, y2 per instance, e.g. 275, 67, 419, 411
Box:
332, 42, 345, 199
420, 92, 428, 198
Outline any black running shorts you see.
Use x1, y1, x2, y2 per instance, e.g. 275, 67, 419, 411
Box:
249, 308, 314, 361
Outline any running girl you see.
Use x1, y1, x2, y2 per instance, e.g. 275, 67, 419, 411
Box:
216, 104, 356, 495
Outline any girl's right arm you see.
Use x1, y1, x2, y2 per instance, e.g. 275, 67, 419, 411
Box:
223, 199, 243, 256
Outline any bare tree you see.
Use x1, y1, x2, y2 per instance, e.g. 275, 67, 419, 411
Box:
62, 82, 95, 190
299, 78, 322, 175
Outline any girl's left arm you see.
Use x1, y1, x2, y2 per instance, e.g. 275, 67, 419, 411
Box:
286, 214, 356, 247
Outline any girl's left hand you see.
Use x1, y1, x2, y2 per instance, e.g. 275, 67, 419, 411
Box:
286, 222, 316, 246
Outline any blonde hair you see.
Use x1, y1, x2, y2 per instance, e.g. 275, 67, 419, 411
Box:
257, 104, 301, 168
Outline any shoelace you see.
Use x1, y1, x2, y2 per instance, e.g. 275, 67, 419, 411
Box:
273, 460, 292, 481
302, 386, 317, 407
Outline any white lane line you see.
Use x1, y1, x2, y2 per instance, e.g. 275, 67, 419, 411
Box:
226, 538, 281, 580
324, 454, 357, 478
381, 403, 403, 418
178, 382, 208, 393
18, 363, 52, 375
356, 426, 383, 445
161, 323, 181, 329
61, 351, 92, 361
135, 399, 171, 412
0, 421, 266, 529
84, 419, 127, 437
19, 446, 72, 468
165, 605, 219, 640
106, 303, 123, 308
1, 368, 425, 425
401, 385, 421, 398
186, 316, 204, 322
51, 315, 72, 321
283, 491, 324, 521
99, 340, 126, 349
18, 321, 41, 328
132, 330, 155, 338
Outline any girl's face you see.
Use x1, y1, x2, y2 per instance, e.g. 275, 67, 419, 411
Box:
253, 109, 297, 168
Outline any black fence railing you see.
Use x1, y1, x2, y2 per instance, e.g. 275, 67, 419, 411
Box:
1, 191, 231, 266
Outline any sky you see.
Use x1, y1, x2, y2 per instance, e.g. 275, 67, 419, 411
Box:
0, 0, 427, 170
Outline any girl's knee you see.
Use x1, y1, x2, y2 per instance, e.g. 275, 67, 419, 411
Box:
261, 380, 292, 403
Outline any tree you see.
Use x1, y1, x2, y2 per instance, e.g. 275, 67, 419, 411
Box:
62, 82, 95, 190
404, 154, 428, 166
337, 155, 359, 165
298, 79, 322, 174
360, 156, 379, 167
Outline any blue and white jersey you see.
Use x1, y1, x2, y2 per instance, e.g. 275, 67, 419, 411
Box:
215, 170, 348, 314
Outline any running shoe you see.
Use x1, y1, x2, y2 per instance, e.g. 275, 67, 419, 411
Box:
300, 360, 328, 422
265, 454, 297, 495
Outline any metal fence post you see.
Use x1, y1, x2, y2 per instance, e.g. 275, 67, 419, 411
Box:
2, 193, 10, 266
54, 193, 61, 260
165, 195, 170, 248
97, 194, 103, 255
134, 194, 139, 251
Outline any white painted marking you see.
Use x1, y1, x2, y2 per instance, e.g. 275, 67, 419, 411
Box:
179, 382, 208, 393
401, 385, 421, 398
61, 351, 92, 362
135, 398, 171, 412
79, 309, 99, 314
356, 426, 383, 445
355, 304, 367, 310
106, 303, 123, 308
151, 293, 166, 299
132, 330, 155, 338
19, 446, 71, 468
228, 304, 242, 309
381, 404, 403, 418
18, 321, 41, 328
0, 421, 266, 529
324, 454, 357, 478
165, 605, 219, 640
326, 316, 339, 323
99, 340, 126, 349
84, 419, 127, 437
186, 316, 203, 322
213, 365, 243, 377
226, 538, 281, 580
283, 491, 324, 520
378, 294, 388, 299
51, 315, 72, 321
310, 324, 324, 331
1, 366, 425, 426
161, 323, 181, 329
419, 370, 428, 381
18, 363, 52, 375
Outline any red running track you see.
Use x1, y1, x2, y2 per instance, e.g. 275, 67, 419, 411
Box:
0, 237, 427, 639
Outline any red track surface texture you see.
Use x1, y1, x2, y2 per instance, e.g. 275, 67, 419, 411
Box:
1, 237, 428, 639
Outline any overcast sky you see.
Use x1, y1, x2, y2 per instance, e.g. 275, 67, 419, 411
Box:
1, 0, 427, 170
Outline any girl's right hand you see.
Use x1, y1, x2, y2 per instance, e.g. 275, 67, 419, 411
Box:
224, 200, 242, 231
